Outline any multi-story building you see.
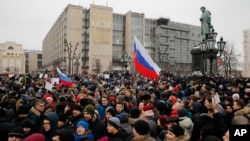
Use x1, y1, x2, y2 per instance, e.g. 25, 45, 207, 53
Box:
24, 50, 43, 73
243, 29, 250, 77
0, 41, 25, 74
43, 4, 202, 75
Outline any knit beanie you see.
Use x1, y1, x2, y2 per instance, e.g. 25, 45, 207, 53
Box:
77, 120, 89, 130
83, 104, 95, 116
133, 119, 150, 135
129, 107, 141, 118
168, 124, 184, 137
21, 119, 33, 128
106, 107, 117, 117
178, 108, 188, 117
108, 117, 120, 130
120, 112, 129, 123
18, 104, 29, 115
23, 133, 46, 141
8, 126, 25, 139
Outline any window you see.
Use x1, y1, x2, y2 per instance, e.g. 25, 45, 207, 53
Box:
8, 46, 14, 50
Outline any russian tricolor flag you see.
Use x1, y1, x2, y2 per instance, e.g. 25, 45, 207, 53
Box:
133, 36, 161, 78
56, 67, 73, 87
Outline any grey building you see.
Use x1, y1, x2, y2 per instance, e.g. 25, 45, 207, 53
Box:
24, 50, 43, 73
43, 4, 202, 76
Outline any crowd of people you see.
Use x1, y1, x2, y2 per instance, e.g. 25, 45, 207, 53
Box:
0, 71, 250, 141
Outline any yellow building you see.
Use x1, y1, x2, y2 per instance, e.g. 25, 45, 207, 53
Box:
0, 41, 25, 74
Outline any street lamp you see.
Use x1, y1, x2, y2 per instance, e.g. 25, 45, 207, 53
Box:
64, 39, 79, 75
199, 30, 226, 75
120, 52, 131, 71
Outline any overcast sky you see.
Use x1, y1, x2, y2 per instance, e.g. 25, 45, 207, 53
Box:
1, 0, 250, 58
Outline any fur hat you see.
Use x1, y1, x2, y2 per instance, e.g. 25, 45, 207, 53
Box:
83, 104, 95, 116
77, 120, 89, 130
108, 117, 120, 130
168, 124, 184, 137
133, 120, 150, 135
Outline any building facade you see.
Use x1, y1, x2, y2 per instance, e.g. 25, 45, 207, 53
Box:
0, 41, 25, 74
43, 4, 202, 75
24, 50, 43, 73
243, 29, 250, 77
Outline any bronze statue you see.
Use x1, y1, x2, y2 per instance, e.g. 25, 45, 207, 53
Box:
200, 6, 213, 39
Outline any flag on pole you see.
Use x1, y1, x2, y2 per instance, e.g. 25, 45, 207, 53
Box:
133, 35, 161, 78
56, 67, 73, 87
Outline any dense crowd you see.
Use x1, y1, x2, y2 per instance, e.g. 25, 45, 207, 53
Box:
1, 72, 250, 141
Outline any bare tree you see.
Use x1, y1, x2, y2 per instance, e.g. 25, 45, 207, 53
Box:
222, 41, 241, 77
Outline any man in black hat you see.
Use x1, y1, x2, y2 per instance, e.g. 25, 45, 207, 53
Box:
8, 126, 25, 141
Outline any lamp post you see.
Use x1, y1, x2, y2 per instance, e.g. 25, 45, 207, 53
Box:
159, 47, 168, 71
199, 30, 226, 75
64, 39, 79, 75
120, 52, 131, 71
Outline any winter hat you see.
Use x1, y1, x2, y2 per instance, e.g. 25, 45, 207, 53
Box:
170, 95, 177, 104
17, 104, 29, 115
23, 133, 46, 141
120, 112, 129, 123
108, 117, 120, 130
106, 107, 117, 117
129, 107, 141, 118
83, 104, 95, 116
76, 120, 89, 130
8, 126, 25, 139
159, 115, 169, 129
156, 100, 166, 112
168, 124, 184, 137
73, 104, 83, 112
46, 97, 53, 101
142, 104, 154, 111
225, 96, 233, 103
142, 104, 154, 119
21, 119, 33, 128
178, 108, 188, 117
232, 93, 240, 99
133, 119, 150, 135
109, 95, 116, 102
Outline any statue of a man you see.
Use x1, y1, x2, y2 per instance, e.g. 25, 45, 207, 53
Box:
200, 6, 212, 39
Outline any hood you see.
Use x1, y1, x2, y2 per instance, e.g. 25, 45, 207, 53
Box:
179, 117, 193, 129
23, 133, 46, 141
43, 112, 58, 130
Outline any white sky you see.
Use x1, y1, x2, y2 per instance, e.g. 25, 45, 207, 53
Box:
1, 0, 250, 59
